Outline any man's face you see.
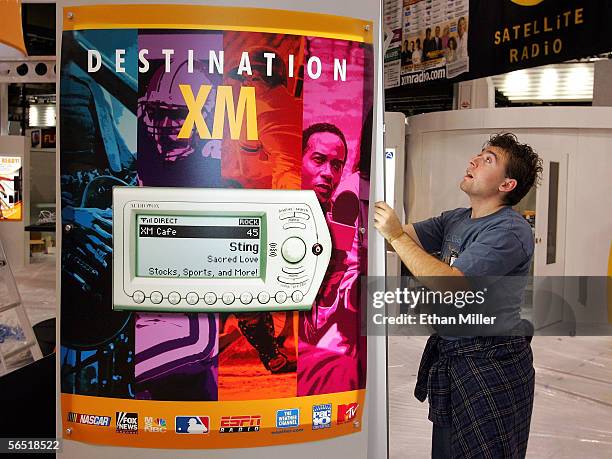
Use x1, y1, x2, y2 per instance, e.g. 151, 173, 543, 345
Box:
460, 145, 509, 200
426, 29, 431, 39
302, 132, 346, 205
435, 27, 441, 38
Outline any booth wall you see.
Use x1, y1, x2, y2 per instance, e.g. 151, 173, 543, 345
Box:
55, 1, 386, 458
405, 107, 612, 277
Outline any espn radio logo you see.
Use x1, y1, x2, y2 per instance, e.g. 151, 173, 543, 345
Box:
219, 415, 261, 433
67, 412, 111, 427
337, 403, 359, 424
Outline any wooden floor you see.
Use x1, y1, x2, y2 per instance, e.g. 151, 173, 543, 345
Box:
388, 335, 612, 458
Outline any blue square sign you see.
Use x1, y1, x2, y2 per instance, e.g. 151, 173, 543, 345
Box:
276, 409, 299, 429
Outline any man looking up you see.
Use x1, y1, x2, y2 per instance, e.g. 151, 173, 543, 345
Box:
374, 133, 542, 458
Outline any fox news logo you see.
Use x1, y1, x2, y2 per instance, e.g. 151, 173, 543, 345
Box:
67, 412, 111, 427
337, 403, 359, 424
175, 416, 210, 434
144, 417, 167, 433
276, 409, 299, 429
219, 415, 261, 433
312, 404, 332, 430
116, 412, 138, 434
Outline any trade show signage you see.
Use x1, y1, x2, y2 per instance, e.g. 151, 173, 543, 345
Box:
0, 156, 22, 221
384, 0, 612, 88
59, 4, 372, 448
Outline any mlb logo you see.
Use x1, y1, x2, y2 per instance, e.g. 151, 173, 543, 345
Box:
175, 416, 210, 434
312, 404, 332, 430
276, 409, 299, 429
337, 403, 359, 424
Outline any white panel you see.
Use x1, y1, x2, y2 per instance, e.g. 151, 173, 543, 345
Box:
566, 131, 612, 275
405, 108, 612, 278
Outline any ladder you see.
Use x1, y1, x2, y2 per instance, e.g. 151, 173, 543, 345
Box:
0, 237, 43, 376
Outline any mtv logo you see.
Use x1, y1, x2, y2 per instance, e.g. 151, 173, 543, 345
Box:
337, 403, 359, 424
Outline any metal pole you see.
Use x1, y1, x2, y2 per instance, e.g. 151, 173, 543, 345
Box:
0, 83, 8, 135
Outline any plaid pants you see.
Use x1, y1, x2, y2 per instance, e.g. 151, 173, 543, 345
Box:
415, 335, 535, 459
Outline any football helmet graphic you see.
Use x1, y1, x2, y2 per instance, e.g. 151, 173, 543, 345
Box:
139, 59, 217, 162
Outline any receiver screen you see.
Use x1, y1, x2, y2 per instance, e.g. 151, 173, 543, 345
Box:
136, 214, 262, 278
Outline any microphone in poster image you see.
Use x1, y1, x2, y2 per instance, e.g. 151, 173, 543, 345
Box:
327, 190, 359, 251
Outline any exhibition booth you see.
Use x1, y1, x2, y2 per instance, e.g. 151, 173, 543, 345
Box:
0, 0, 611, 457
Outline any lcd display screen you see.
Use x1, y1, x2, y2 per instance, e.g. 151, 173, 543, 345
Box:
136, 214, 262, 278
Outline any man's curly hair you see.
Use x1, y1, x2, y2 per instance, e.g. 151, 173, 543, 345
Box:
486, 133, 543, 206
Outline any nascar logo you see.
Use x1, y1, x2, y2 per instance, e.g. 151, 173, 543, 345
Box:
67, 412, 111, 427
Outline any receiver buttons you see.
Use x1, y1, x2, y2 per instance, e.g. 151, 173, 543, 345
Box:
292, 291, 304, 303
281, 237, 306, 264
240, 292, 253, 304
186, 292, 199, 305
150, 291, 163, 304
204, 292, 217, 305
275, 291, 288, 303
258, 291, 271, 304
133, 291, 145, 304
294, 211, 310, 220
222, 292, 235, 305
168, 292, 181, 305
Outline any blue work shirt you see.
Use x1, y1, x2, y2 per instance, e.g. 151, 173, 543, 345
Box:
413, 206, 534, 336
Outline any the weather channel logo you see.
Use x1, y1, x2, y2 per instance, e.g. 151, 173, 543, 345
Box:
175, 416, 210, 434
116, 412, 138, 434
67, 412, 111, 427
144, 417, 167, 433
276, 409, 299, 429
312, 404, 332, 430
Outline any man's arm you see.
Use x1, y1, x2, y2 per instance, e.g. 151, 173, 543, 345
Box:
403, 223, 424, 249
374, 202, 466, 291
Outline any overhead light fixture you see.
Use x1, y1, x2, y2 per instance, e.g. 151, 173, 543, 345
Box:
537, 67, 557, 100
492, 62, 594, 102
28, 104, 56, 127
504, 70, 530, 97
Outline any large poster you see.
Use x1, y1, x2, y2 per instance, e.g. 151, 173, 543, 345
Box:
0, 156, 23, 221
59, 4, 373, 448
